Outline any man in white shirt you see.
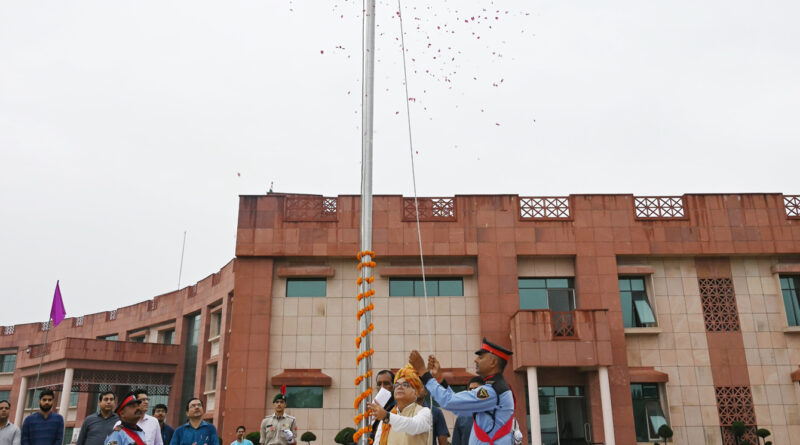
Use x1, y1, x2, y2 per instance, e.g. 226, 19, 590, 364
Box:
114, 390, 163, 445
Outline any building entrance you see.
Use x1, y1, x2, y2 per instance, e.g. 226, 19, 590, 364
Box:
537, 386, 589, 445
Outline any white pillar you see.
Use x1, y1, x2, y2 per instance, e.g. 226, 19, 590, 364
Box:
526, 367, 542, 445
598, 366, 615, 445
58, 368, 74, 419
14, 376, 28, 426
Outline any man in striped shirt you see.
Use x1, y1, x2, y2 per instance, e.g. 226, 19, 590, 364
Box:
21, 390, 63, 445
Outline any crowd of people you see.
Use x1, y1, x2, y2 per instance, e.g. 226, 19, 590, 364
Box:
0, 338, 521, 445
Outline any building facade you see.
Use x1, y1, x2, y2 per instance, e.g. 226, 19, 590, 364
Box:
2, 193, 800, 445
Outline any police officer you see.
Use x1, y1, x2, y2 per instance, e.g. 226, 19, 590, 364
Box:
259, 394, 297, 445
410, 338, 515, 445
104, 393, 146, 445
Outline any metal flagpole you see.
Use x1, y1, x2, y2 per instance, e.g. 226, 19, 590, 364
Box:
33, 320, 51, 390
357, 0, 376, 442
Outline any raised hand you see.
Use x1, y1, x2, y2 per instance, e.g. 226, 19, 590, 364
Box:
427, 355, 441, 380
409, 350, 426, 375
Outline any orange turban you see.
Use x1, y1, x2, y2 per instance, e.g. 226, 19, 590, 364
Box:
394, 364, 424, 393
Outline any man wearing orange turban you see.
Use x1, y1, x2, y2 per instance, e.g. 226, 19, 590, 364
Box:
368, 365, 432, 445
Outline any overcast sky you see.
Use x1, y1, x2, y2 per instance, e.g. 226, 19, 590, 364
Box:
1, 1, 798, 326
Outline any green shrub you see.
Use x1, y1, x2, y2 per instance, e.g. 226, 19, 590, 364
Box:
300, 432, 316, 445
334, 427, 356, 445
657, 424, 673, 441
245, 432, 260, 444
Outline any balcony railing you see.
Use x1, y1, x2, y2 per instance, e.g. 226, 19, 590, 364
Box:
785, 195, 800, 219
633, 196, 685, 219
510, 310, 613, 368
518, 197, 571, 220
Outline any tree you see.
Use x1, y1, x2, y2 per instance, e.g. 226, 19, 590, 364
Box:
731, 421, 747, 445
300, 432, 316, 445
334, 427, 356, 445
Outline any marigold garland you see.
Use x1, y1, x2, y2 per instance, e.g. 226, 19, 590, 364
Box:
354, 250, 377, 442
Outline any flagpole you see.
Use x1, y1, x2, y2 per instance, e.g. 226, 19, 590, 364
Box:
33, 319, 51, 391
357, 0, 376, 443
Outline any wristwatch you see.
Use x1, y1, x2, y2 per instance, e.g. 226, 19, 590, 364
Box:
383, 413, 390, 424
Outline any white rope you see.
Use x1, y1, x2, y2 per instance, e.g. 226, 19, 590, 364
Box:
396, 0, 434, 356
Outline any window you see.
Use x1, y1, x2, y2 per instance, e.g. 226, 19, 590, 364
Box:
130, 336, 145, 343
0, 390, 9, 401
159, 329, 175, 345
631, 383, 667, 442
780, 276, 800, 327
69, 392, 79, 407
389, 278, 464, 296
619, 277, 657, 328
63, 427, 74, 445
0, 353, 16, 373
26, 389, 42, 409
209, 311, 222, 338
206, 364, 218, 390
98, 334, 118, 341
284, 386, 323, 408
518, 278, 574, 310
286, 278, 326, 297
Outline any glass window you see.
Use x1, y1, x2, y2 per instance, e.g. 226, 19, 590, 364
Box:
98, 334, 118, 341
130, 336, 145, 343
780, 276, 800, 327
206, 364, 218, 390
284, 386, 323, 408
63, 427, 74, 445
518, 278, 574, 310
209, 311, 222, 338
0, 354, 16, 373
0, 390, 10, 401
69, 392, 79, 407
286, 278, 326, 297
631, 383, 666, 441
389, 278, 464, 297
619, 277, 657, 327
159, 329, 175, 345
26, 389, 42, 409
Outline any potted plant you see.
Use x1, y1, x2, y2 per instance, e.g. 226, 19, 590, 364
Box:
755, 428, 771, 445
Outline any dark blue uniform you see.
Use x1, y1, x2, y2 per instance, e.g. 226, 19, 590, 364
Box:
422, 374, 514, 445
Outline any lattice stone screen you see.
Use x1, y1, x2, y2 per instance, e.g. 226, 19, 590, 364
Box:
716, 386, 757, 445
785, 195, 800, 219
519, 197, 570, 220
284, 196, 338, 222
550, 311, 576, 338
2, 326, 13, 335
403, 197, 456, 221
699, 278, 740, 332
634, 196, 685, 219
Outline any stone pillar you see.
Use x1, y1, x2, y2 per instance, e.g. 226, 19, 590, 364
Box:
59, 368, 74, 419
526, 367, 541, 445
14, 376, 28, 426
598, 366, 615, 445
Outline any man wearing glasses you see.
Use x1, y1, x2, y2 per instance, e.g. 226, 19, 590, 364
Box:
369, 370, 396, 442
115, 391, 163, 445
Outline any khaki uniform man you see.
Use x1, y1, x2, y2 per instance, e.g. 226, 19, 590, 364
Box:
259, 394, 297, 445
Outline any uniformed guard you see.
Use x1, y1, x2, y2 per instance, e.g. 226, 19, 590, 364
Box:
104, 393, 146, 445
259, 392, 297, 445
410, 339, 515, 445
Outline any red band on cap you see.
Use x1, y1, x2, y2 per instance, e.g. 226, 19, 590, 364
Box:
481, 343, 510, 361
116, 395, 137, 414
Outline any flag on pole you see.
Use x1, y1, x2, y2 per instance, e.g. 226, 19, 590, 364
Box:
50, 281, 66, 327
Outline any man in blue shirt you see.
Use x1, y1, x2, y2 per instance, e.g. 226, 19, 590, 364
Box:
169, 399, 218, 445
410, 338, 516, 445
230, 426, 252, 445
21, 390, 63, 445
104, 393, 146, 445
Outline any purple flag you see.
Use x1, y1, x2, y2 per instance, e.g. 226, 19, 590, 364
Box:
50, 281, 66, 327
